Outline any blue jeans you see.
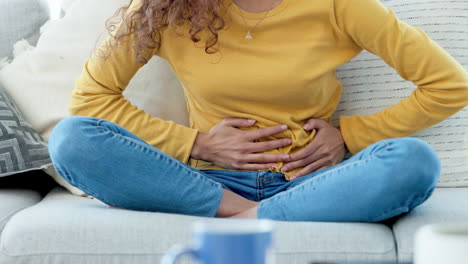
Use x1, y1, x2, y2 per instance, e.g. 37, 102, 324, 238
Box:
48, 116, 441, 222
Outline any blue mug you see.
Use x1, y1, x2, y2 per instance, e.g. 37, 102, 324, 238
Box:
161, 219, 275, 264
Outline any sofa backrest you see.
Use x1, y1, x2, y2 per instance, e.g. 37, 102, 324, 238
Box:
0, 0, 49, 60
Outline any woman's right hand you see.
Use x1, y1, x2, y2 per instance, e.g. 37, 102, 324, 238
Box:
191, 117, 292, 171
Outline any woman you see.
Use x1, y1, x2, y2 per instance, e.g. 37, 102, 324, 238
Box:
48, 0, 468, 222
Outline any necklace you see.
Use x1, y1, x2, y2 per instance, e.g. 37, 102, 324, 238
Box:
232, 0, 278, 40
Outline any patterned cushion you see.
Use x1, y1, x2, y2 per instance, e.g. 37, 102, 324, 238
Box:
0, 82, 52, 177
331, 0, 468, 187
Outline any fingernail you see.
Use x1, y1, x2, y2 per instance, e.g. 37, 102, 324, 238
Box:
281, 167, 288, 172
290, 175, 296, 180
303, 124, 311, 129
248, 119, 256, 123
281, 125, 288, 129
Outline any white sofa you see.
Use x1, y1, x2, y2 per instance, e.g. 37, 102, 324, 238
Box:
0, 0, 467, 263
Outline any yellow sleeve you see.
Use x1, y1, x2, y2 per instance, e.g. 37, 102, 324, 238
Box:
333, 0, 468, 155
70, 1, 199, 164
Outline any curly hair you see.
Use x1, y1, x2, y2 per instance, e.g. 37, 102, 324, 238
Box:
96, 0, 227, 65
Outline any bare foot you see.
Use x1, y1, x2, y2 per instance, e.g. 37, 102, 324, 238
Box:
108, 205, 123, 209
229, 205, 258, 219
107, 189, 258, 217
215, 189, 259, 217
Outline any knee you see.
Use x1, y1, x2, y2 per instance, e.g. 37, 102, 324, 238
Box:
48, 115, 100, 167
386, 137, 441, 193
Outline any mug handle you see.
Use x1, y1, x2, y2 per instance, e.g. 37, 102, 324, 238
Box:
161, 245, 199, 264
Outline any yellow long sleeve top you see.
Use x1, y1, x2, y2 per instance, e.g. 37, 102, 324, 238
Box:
71, 0, 468, 181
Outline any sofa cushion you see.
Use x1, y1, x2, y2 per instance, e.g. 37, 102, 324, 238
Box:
331, 0, 468, 187
0, 187, 396, 264
0, 189, 42, 232
0, 0, 49, 60
0, 83, 52, 177
392, 187, 468, 262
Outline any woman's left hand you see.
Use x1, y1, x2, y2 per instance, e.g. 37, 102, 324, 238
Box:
281, 118, 348, 180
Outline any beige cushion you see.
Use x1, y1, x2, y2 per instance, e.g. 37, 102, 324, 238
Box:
331, 0, 468, 187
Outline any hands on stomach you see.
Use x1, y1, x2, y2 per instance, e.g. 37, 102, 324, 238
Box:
190, 117, 292, 171
191, 117, 347, 180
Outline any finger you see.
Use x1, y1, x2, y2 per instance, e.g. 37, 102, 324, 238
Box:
243, 153, 291, 164
223, 117, 257, 128
286, 146, 342, 173
245, 138, 292, 153
287, 141, 321, 162
289, 158, 329, 180
238, 162, 278, 171
281, 152, 321, 172
244, 124, 288, 141
303, 118, 327, 130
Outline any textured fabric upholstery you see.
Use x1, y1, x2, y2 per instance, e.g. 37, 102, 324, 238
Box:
0, 189, 41, 231
0, 187, 397, 264
392, 187, 468, 262
0, 83, 52, 177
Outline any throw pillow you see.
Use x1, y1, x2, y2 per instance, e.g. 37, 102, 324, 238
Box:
331, 0, 468, 187
0, 82, 52, 177
37, 0, 78, 20
0, 0, 49, 60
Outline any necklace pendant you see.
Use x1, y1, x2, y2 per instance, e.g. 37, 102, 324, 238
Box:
245, 31, 252, 39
